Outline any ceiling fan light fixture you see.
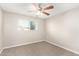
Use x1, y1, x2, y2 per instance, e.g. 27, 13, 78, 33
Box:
36, 11, 43, 16
32, 3, 54, 16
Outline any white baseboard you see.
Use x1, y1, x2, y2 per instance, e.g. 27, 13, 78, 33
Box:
3, 40, 44, 49
46, 40, 79, 55
0, 49, 3, 54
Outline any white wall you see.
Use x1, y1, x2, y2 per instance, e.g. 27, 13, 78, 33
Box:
3, 12, 45, 48
46, 7, 79, 54
0, 7, 3, 52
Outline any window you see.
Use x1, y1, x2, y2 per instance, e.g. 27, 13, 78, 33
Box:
18, 20, 36, 31
29, 21, 36, 30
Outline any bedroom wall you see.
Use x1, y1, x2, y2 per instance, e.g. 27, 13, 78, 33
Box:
0, 7, 3, 52
3, 11, 45, 48
46, 7, 79, 54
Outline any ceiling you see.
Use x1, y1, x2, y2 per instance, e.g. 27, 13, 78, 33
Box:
0, 3, 79, 19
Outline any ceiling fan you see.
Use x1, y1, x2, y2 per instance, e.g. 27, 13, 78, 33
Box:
30, 3, 54, 16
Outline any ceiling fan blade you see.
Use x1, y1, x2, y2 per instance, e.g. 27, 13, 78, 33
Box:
42, 12, 50, 15
32, 3, 39, 11
44, 5, 54, 10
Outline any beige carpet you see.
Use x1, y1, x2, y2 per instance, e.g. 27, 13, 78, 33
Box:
0, 41, 78, 56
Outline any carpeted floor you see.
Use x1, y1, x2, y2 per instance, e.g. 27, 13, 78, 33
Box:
0, 41, 78, 56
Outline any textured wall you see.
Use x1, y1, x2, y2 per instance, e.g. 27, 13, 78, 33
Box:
0, 8, 3, 51
3, 12, 45, 48
46, 7, 79, 54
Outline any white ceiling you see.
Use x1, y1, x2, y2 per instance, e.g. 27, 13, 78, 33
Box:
0, 3, 79, 19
